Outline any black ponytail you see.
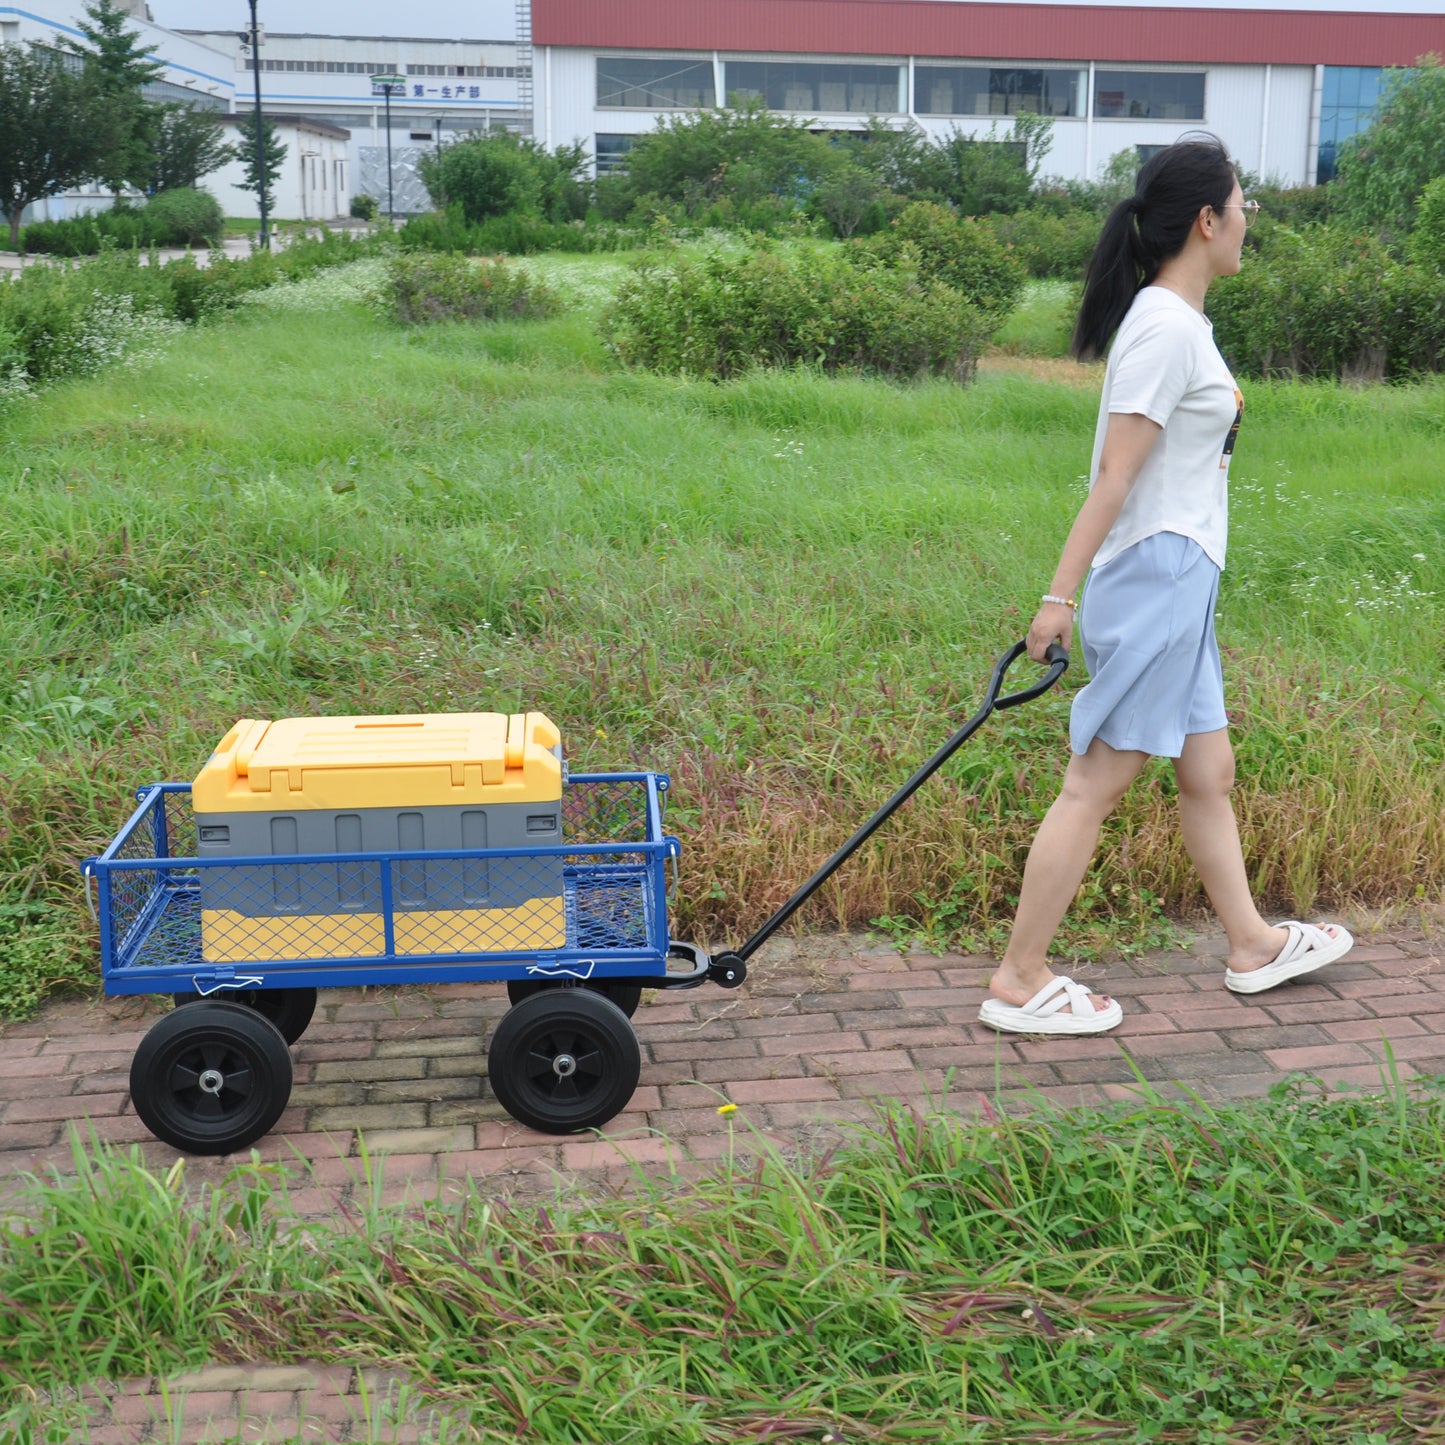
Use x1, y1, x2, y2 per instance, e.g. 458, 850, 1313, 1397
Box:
1071, 134, 1238, 362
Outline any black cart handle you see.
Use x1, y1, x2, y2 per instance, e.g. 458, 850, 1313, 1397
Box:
719, 639, 1068, 968
993, 639, 1070, 710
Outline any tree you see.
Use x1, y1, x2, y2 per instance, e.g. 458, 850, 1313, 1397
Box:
0, 43, 116, 249
149, 104, 234, 192
234, 112, 286, 217
418, 132, 587, 223
1333, 54, 1445, 237
622, 100, 832, 213
77, 0, 165, 197
811, 158, 884, 239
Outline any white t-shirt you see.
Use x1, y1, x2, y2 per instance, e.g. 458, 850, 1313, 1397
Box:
1089, 285, 1242, 571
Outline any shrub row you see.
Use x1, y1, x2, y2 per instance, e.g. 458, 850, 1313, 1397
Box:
605, 247, 990, 383
399, 204, 639, 257
386, 252, 560, 324
0, 228, 389, 391
1212, 224, 1445, 382
18, 189, 225, 256
603, 203, 1024, 384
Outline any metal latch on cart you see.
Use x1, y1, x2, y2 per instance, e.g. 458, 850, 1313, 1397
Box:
190, 969, 264, 996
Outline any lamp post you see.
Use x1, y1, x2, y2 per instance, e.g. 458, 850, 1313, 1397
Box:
245, 0, 268, 248
371, 74, 407, 224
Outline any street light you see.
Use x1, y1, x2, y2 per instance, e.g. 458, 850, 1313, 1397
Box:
371, 73, 406, 224
244, 0, 268, 248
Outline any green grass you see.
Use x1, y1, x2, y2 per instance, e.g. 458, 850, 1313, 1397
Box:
991, 279, 1077, 357
0, 258, 1442, 1014
5, 1079, 1445, 1441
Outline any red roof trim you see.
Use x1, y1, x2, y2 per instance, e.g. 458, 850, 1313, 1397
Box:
534, 1, 1445, 68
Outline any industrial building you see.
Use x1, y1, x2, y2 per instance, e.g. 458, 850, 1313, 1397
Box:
529, 0, 1445, 186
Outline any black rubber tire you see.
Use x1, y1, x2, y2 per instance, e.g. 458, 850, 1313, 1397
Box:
488, 989, 640, 1134
131, 1000, 294, 1155
505, 977, 644, 1018
170, 986, 317, 1045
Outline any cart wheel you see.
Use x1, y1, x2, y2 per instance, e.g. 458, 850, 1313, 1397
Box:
505, 978, 643, 1018
131, 1001, 293, 1156
488, 989, 640, 1134
171, 986, 317, 1044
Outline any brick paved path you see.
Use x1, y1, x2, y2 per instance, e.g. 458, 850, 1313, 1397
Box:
3, 924, 1443, 1441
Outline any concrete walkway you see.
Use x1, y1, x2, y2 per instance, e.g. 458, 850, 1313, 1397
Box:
3, 924, 1443, 1441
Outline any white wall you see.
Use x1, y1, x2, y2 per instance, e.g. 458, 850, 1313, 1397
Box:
541, 46, 1324, 187
208, 122, 351, 221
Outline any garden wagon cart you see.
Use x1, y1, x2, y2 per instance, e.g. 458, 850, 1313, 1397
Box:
82, 643, 1065, 1156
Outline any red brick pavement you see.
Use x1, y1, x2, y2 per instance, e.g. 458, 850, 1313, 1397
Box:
3, 924, 1443, 1441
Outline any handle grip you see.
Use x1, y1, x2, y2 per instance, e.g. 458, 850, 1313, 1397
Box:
991, 640, 1069, 711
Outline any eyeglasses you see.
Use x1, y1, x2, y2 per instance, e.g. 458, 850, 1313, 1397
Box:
1218, 200, 1261, 228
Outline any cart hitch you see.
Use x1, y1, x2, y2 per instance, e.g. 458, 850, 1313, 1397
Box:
707, 952, 747, 988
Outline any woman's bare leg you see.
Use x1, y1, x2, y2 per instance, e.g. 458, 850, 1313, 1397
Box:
989, 738, 1151, 1013
1171, 729, 1347, 970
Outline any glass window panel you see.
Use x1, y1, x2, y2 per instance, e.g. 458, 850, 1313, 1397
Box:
1093, 70, 1204, 120
723, 61, 899, 114
597, 56, 715, 109
594, 133, 637, 174
916, 65, 1081, 117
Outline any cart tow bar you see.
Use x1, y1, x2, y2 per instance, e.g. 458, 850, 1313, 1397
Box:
702, 640, 1068, 988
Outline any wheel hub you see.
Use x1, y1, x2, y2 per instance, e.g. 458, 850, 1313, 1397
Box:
551, 1053, 578, 1078
198, 1068, 226, 1095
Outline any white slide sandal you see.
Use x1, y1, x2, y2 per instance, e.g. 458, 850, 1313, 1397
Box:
1224, 921, 1354, 994
978, 975, 1124, 1036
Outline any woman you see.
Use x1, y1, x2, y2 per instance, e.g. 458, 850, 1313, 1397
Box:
979, 136, 1352, 1037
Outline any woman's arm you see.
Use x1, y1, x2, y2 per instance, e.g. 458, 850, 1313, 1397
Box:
1027, 411, 1163, 661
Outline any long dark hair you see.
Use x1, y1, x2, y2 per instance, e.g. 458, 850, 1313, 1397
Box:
1071, 135, 1237, 362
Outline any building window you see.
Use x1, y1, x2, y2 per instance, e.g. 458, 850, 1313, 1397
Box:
1317, 66, 1384, 183
725, 60, 900, 114
597, 56, 714, 109
916, 66, 1082, 118
1094, 70, 1205, 120
594, 133, 637, 174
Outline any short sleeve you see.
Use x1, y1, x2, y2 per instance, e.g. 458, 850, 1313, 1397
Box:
1107, 308, 1197, 427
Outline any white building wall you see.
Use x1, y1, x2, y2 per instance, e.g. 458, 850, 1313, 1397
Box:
208, 120, 351, 222
183, 29, 526, 187
542, 44, 1330, 188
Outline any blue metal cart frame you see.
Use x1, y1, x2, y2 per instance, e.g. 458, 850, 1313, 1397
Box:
84, 773, 709, 996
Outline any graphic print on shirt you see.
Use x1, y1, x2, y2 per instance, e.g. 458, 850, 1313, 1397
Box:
1220, 388, 1244, 469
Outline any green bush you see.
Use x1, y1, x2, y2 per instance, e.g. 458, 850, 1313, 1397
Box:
0, 901, 88, 1021
1408, 174, 1445, 274
419, 133, 587, 225
985, 207, 1100, 279
0, 248, 177, 382
857, 201, 1026, 321
20, 190, 223, 255
1211, 223, 1445, 380
19, 206, 148, 256
399, 204, 638, 256
1252, 184, 1335, 230
603, 244, 990, 383
141, 187, 224, 247
386, 251, 560, 324
350, 192, 379, 222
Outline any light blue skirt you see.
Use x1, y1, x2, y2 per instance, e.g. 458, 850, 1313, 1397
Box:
1069, 531, 1227, 759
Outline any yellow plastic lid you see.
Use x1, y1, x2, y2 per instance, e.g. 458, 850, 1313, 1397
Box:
193, 712, 563, 812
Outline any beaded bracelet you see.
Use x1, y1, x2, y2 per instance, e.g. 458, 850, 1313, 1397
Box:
1041, 594, 1078, 610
